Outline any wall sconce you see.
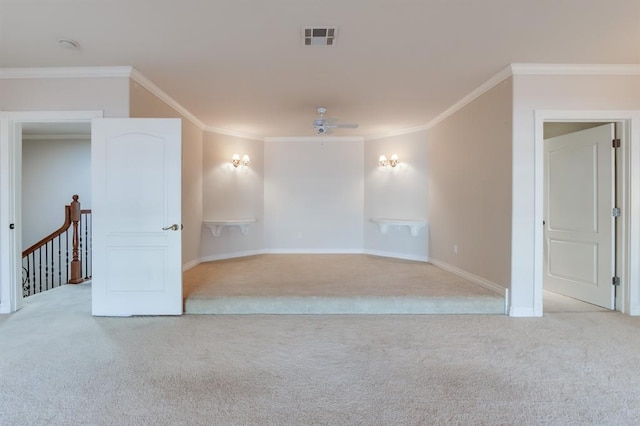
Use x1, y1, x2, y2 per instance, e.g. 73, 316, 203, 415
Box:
378, 154, 399, 167
232, 154, 251, 167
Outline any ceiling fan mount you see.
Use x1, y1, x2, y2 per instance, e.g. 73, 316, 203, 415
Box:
313, 107, 358, 134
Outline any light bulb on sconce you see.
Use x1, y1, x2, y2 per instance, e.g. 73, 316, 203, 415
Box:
232, 154, 251, 168
378, 154, 399, 167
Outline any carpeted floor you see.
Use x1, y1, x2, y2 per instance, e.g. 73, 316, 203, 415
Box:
1, 283, 639, 425
183, 254, 505, 314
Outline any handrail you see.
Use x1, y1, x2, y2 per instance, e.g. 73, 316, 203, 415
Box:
22, 205, 73, 258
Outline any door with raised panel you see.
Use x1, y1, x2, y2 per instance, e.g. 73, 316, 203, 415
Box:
91, 118, 182, 316
544, 124, 615, 309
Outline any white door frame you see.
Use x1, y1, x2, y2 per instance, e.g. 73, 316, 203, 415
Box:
0, 110, 103, 314
534, 110, 640, 315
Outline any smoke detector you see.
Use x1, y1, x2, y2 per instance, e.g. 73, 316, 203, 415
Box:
58, 39, 80, 50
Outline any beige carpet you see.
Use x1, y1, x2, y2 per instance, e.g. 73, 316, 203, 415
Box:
1, 283, 639, 425
183, 254, 505, 314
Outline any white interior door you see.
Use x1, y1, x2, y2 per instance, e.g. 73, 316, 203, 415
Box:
92, 118, 182, 316
544, 123, 615, 309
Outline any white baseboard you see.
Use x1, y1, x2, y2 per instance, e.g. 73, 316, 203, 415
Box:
182, 259, 201, 272
428, 258, 506, 297
509, 306, 541, 317
262, 248, 363, 255
363, 249, 428, 262
200, 250, 265, 263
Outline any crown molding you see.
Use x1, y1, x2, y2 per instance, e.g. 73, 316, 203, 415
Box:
510, 63, 640, 75
5, 63, 640, 142
264, 136, 364, 143
0, 66, 132, 79
364, 64, 512, 139
423, 64, 513, 131
365, 63, 640, 139
129, 68, 207, 130
364, 124, 430, 141
204, 126, 264, 141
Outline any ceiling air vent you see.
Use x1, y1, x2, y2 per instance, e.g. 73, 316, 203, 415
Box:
303, 27, 337, 46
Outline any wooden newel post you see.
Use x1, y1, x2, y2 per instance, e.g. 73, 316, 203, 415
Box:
69, 195, 83, 284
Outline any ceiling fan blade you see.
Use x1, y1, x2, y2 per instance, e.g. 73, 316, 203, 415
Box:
334, 123, 359, 128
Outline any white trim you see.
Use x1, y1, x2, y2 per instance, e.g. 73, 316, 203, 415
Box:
428, 258, 506, 296
0, 113, 17, 313
509, 306, 540, 317
423, 65, 513, 131
0, 110, 102, 314
182, 259, 201, 272
264, 136, 364, 143
511, 63, 640, 76
365, 64, 640, 140
204, 126, 264, 142
5, 64, 640, 143
263, 248, 363, 255
130, 69, 263, 141
629, 115, 640, 315
0, 66, 132, 79
199, 250, 265, 263
364, 124, 430, 141
533, 111, 640, 316
363, 249, 428, 262
129, 68, 207, 131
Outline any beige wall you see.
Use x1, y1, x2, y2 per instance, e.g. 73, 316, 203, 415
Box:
511, 74, 640, 315
129, 80, 204, 268
0, 78, 129, 117
428, 78, 513, 289
201, 132, 264, 258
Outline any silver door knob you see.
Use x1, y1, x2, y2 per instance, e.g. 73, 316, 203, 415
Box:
162, 224, 179, 231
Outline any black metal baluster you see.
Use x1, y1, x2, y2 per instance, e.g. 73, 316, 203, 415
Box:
57, 235, 62, 288
45, 242, 50, 291
38, 248, 43, 294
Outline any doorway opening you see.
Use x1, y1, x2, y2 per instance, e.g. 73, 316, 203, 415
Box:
0, 111, 101, 314
534, 111, 638, 316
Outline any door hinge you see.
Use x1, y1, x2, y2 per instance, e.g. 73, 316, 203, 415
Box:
612, 207, 621, 218
613, 138, 621, 148
612, 276, 620, 286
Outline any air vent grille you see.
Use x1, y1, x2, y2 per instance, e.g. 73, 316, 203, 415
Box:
303, 27, 337, 46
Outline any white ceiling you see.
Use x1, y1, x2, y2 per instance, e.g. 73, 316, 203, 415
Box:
2, 0, 639, 138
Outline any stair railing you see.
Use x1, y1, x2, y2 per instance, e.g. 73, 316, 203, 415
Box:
21, 195, 92, 297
